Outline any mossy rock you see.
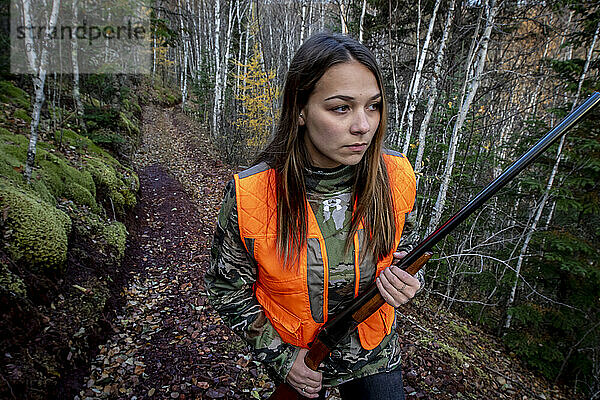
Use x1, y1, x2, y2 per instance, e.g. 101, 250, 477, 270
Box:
62, 181, 98, 211
0, 184, 71, 271
101, 221, 127, 260
70, 206, 127, 262
0, 263, 27, 297
54, 128, 117, 165
119, 111, 140, 137
36, 151, 96, 206
83, 157, 137, 217
0, 80, 30, 110
0, 137, 60, 205
84, 157, 120, 193
0, 135, 27, 184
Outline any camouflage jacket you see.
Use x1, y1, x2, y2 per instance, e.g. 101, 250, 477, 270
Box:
204, 163, 422, 387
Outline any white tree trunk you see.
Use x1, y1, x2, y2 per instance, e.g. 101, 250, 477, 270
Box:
339, 1, 347, 34
396, 0, 422, 146
359, 0, 367, 43
426, 0, 498, 235
402, 0, 441, 154
414, 0, 455, 189
24, 0, 61, 183
211, 0, 222, 135
307, 0, 313, 38
178, 0, 189, 109
300, 1, 307, 43
220, 0, 235, 117
70, 0, 85, 130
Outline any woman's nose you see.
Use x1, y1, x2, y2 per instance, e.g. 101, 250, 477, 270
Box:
351, 109, 370, 134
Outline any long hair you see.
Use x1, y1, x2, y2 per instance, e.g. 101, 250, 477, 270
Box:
256, 32, 395, 268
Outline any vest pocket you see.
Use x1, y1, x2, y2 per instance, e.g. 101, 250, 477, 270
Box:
357, 303, 395, 350
255, 285, 303, 341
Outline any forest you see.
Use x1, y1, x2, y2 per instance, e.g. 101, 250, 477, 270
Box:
0, 0, 599, 399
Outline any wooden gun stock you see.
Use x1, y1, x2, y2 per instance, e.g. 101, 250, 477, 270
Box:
267, 253, 432, 400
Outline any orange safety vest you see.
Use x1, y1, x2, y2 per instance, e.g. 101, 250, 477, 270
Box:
234, 151, 416, 350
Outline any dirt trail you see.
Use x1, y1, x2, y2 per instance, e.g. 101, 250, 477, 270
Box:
76, 106, 272, 399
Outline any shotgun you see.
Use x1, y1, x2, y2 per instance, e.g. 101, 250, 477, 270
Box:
268, 92, 600, 400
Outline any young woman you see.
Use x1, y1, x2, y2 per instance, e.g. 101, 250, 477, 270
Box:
205, 33, 423, 400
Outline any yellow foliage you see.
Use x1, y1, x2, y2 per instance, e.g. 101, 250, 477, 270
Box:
154, 46, 174, 68
235, 41, 280, 149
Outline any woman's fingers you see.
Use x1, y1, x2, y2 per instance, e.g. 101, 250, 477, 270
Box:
376, 266, 421, 307
286, 348, 323, 398
392, 250, 408, 265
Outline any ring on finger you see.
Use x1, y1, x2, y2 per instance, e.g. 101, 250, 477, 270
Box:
303, 385, 307, 392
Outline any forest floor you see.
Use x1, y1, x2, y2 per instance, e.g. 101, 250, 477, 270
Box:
76, 104, 580, 400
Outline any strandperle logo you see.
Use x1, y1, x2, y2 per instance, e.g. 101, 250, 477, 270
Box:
10, 0, 151, 74
15, 20, 147, 46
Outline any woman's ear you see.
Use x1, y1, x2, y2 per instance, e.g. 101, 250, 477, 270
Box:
299, 109, 306, 126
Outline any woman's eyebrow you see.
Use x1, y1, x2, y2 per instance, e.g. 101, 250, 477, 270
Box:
324, 93, 381, 102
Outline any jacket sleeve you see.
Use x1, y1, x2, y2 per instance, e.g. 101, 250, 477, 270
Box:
204, 179, 300, 382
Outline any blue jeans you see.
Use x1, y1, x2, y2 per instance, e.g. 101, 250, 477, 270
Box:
319, 368, 406, 400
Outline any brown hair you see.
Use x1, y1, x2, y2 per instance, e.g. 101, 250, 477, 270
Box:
257, 32, 395, 267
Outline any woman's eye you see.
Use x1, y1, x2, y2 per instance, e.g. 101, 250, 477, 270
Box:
368, 102, 381, 111
332, 105, 349, 113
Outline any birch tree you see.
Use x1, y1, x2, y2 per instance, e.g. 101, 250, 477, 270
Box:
401, 0, 442, 154
359, 0, 367, 43
414, 0, 455, 190
426, 0, 498, 235
212, 0, 222, 135
71, 0, 85, 131
178, 0, 189, 109
23, 0, 62, 183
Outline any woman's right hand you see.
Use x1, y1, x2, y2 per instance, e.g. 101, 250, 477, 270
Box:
286, 348, 323, 398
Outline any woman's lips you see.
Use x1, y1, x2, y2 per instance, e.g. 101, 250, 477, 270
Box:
345, 143, 368, 151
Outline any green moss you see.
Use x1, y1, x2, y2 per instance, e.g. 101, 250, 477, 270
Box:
14, 108, 32, 123
84, 157, 120, 192
71, 207, 128, 262
0, 144, 25, 184
29, 176, 56, 204
0, 81, 30, 110
83, 156, 137, 217
0, 127, 13, 136
36, 152, 96, 206
53, 129, 93, 149
0, 263, 27, 297
101, 221, 127, 260
448, 321, 475, 337
62, 182, 97, 210
119, 111, 140, 136
165, 94, 177, 105
0, 184, 71, 271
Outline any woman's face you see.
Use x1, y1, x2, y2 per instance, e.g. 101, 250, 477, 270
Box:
299, 60, 381, 169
